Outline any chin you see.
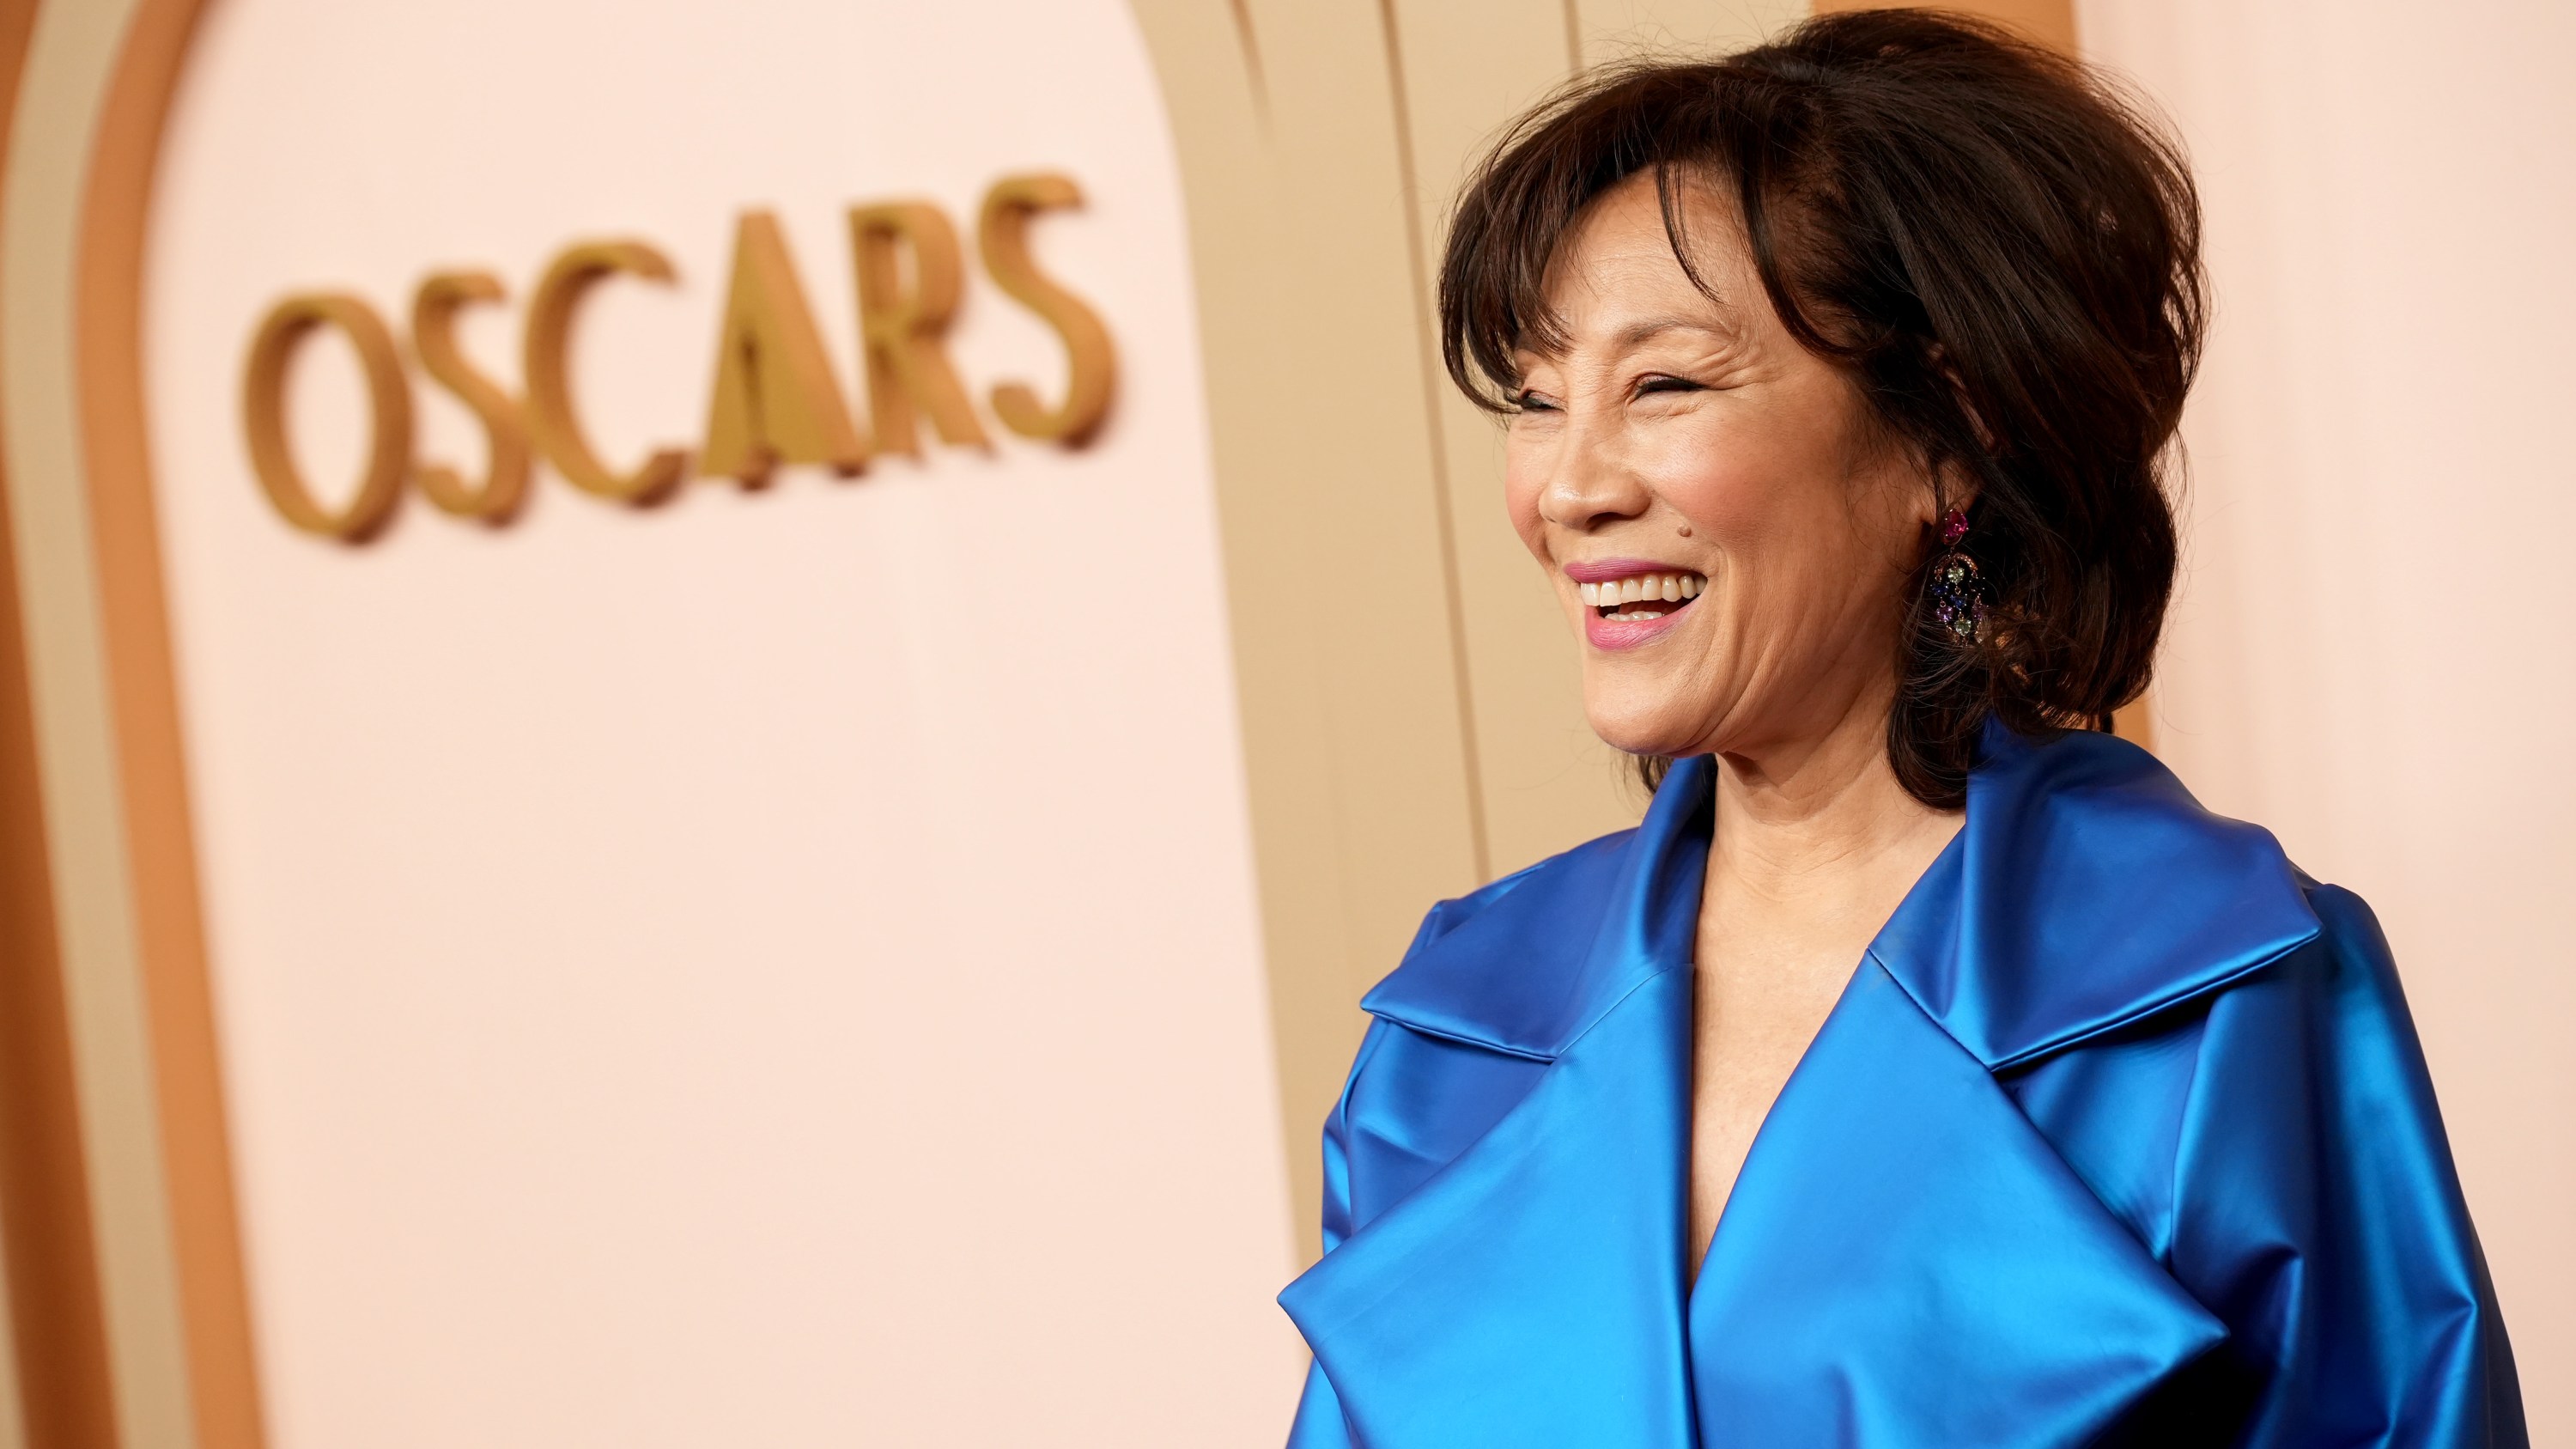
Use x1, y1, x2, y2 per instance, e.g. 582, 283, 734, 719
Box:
1582, 696, 1710, 761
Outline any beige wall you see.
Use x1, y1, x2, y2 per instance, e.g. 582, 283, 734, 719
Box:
2078, 2, 2575, 1439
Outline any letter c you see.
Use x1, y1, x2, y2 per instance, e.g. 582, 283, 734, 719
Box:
523, 240, 690, 503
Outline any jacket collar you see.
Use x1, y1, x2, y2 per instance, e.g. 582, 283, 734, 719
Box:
1284, 726, 2293, 1446
1360, 724, 2321, 1071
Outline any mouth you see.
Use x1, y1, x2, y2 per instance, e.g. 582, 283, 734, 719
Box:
1573, 568, 1706, 623
1566, 563, 1708, 651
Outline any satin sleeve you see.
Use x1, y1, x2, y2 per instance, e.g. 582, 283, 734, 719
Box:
1283, 1020, 1389, 1449
2167, 884, 2525, 1447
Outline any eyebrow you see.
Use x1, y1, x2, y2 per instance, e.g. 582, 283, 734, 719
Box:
1517, 310, 1741, 364
1611, 314, 1737, 350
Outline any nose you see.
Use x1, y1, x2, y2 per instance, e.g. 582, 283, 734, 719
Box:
1536, 411, 1652, 533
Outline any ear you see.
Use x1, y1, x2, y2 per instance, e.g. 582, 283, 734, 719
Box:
1861, 425, 1961, 552
1929, 454, 1979, 523
1927, 340, 1999, 448
1927, 340, 1999, 528
1891, 441, 1971, 533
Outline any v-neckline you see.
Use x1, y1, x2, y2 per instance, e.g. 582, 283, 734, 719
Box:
1685, 821, 1970, 1294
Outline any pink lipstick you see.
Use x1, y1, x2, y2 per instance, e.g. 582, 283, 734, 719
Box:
1566, 561, 1707, 651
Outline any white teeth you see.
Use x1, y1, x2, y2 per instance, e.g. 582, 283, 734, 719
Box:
1575, 569, 1709, 611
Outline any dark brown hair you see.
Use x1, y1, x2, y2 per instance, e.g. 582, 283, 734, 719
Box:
1440, 9, 2202, 807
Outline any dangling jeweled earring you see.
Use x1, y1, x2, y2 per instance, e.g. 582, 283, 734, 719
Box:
1926, 508, 1990, 644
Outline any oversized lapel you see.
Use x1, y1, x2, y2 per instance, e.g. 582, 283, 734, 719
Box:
1278, 759, 1715, 1449
1690, 727, 2324, 1447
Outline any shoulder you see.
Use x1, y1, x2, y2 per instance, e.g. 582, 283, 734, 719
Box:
2002, 861, 2449, 1278
1878, 726, 2325, 1069
1318, 822, 1671, 1231
1358, 743, 1727, 1062
2296, 877, 2403, 995
2199, 874, 2433, 1093
1355, 823, 1659, 1062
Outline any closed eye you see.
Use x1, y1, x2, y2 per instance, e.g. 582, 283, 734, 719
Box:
1513, 388, 1562, 412
1635, 374, 1704, 398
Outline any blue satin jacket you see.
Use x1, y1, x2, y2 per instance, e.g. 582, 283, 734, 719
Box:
1280, 728, 2523, 1447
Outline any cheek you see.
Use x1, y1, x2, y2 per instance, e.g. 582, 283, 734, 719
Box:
1637, 436, 1775, 547
1502, 450, 1552, 561
1637, 401, 1863, 558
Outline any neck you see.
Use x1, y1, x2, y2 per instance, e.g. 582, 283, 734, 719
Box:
1704, 684, 1956, 916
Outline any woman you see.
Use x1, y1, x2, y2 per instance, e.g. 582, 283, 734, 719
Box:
1279, 12, 2524, 1448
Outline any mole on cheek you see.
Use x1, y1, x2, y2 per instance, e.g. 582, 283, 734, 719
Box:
1678, 524, 1693, 538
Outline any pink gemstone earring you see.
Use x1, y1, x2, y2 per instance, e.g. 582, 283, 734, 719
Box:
1926, 508, 1990, 644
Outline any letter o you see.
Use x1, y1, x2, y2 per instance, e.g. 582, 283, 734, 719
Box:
240, 292, 414, 542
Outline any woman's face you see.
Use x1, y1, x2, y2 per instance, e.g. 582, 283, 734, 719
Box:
1506, 173, 1941, 765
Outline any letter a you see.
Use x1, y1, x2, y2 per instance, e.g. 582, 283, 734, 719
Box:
701, 210, 871, 484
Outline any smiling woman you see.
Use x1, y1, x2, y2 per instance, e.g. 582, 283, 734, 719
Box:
1276, 11, 2527, 1448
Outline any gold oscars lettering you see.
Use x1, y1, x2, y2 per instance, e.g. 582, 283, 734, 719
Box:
239, 172, 1116, 542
